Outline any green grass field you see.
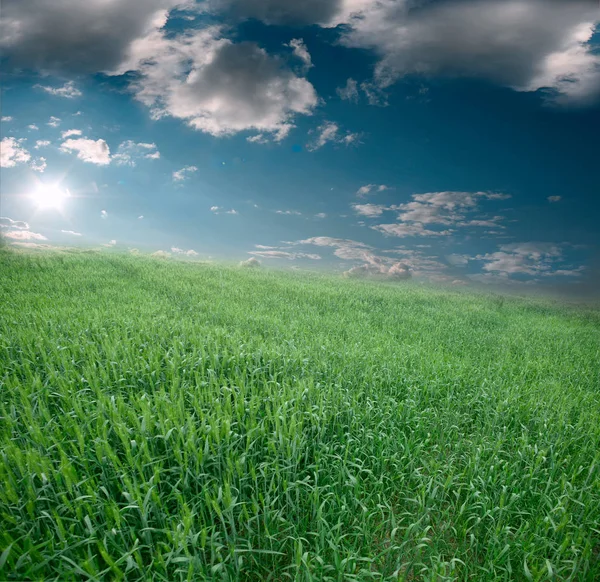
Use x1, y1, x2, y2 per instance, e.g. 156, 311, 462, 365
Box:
1, 250, 599, 581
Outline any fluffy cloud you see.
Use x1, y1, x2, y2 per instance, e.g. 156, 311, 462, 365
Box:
344, 260, 411, 280
1, 116, 13, 122
297, 236, 372, 260
35, 80, 82, 98
307, 121, 361, 151
61, 129, 82, 138
341, 0, 600, 104
240, 257, 261, 268
2, 230, 47, 241
287, 38, 312, 72
0, 137, 31, 167
114, 25, 318, 140
370, 191, 511, 237
173, 165, 198, 181
35, 140, 51, 149
0, 0, 186, 73
171, 247, 199, 257
47, 116, 61, 127
113, 140, 160, 166
31, 157, 47, 172
352, 203, 388, 217
28, 124, 39, 130
61, 138, 111, 165
472, 242, 583, 279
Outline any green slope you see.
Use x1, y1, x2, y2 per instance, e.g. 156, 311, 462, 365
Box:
1, 251, 599, 581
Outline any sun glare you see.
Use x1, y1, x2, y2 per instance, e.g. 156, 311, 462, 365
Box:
32, 184, 69, 210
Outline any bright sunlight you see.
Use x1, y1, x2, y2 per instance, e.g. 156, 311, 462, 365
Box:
32, 183, 69, 210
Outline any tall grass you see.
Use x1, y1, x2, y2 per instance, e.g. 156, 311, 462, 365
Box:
1, 250, 599, 581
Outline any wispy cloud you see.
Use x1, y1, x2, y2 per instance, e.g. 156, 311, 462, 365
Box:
547, 196, 562, 203
173, 165, 198, 181
248, 250, 321, 260
35, 81, 82, 98
337, 78, 359, 102
307, 121, 361, 151
210, 206, 238, 215
47, 116, 61, 127
61, 230, 82, 236
113, 140, 160, 166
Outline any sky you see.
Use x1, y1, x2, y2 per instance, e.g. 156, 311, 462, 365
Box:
1, 0, 599, 297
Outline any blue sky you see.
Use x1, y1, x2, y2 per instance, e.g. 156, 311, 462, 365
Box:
1, 0, 599, 296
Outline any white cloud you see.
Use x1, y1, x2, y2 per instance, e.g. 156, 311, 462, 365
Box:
102, 239, 117, 247
151, 250, 171, 259
471, 242, 579, 279
28, 124, 39, 130
113, 140, 160, 166
341, 0, 600, 104
35, 140, 51, 148
47, 116, 61, 127
337, 78, 359, 102
240, 257, 261, 268
210, 206, 238, 215
61, 137, 111, 165
356, 184, 389, 197
286, 38, 312, 72
0, 217, 30, 229
373, 223, 454, 237
1, 116, 13, 122
297, 236, 372, 260
35, 81, 82, 98
31, 157, 47, 172
352, 203, 388, 217
173, 165, 198, 181
113, 25, 318, 140
315, 212, 327, 218
61, 129, 82, 138
548, 195, 562, 203
307, 121, 361, 151
371, 191, 511, 236
246, 133, 270, 144
61, 230, 82, 236
3, 230, 47, 241
138, 215, 144, 220
1, 137, 31, 167
248, 250, 321, 260
275, 209, 302, 215
100, 210, 107, 219
171, 247, 199, 256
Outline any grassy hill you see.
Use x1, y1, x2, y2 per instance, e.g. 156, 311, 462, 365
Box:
1, 250, 599, 581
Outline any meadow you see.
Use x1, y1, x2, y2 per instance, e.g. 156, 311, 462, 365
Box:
0, 250, 599, 581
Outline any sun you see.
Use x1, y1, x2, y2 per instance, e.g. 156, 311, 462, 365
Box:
32, 183, 70, 210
